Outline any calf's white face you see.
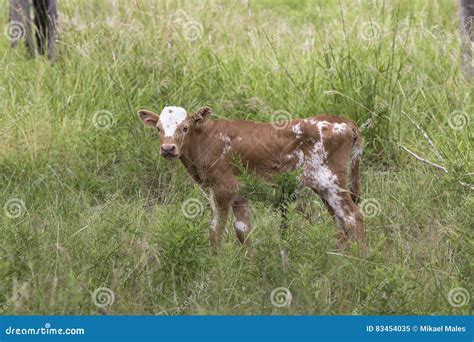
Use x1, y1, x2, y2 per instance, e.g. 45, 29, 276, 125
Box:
160, 106, 188, 137
138, 106, 212, 160
138, 106, 190, 159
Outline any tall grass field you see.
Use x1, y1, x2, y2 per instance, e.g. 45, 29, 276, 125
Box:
0, 0, 472, 315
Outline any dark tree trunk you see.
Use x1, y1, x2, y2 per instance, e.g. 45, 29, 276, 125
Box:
460, 0, 474, 79
8, 0, 58, 60
33, 0, 58, 60
8, 0, 35, 57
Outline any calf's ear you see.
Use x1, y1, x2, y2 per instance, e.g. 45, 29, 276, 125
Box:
138, 109, 159, 127
190, 107, 212, 125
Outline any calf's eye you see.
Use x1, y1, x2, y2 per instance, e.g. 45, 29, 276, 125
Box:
181, 127, 189, 133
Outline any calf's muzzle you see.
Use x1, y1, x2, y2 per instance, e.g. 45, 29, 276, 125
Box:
160, 144, 178, 158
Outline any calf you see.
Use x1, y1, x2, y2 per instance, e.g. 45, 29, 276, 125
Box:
138, 106, 364, 249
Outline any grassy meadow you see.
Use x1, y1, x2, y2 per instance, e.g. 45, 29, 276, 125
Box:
0, 0, 472, 315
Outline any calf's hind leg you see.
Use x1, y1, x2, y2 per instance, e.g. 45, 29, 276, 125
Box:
231, 196, 252, 246
304, 155, 365, 246
312, 187, 365, 246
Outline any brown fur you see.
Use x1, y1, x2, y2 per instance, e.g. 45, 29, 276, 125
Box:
138, 107, 365, 250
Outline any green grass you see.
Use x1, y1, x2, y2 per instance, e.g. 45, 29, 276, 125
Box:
0, 0, 472, 315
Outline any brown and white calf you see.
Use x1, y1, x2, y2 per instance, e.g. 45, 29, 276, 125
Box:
138, 106, 365, 248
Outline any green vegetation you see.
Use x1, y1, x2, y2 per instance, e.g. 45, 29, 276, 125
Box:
0, 0, 472, 315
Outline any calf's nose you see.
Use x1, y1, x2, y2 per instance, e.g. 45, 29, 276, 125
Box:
161, 144, 176, 154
